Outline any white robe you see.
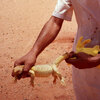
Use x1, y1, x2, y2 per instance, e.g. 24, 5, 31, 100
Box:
52, 0, 100, 100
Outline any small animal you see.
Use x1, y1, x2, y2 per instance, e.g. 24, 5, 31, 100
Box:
13, 53, 69, 86
13, 36, 100, 87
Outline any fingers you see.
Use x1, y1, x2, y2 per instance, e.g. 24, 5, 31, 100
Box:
17, 62, 34, 78
24, 60, 35, 71
21, 64, 31, 78
66, 52, 91, 63
13, 58, 35, 77
67, 51, 77, 58
65, 51, 79, 66
74, 52, 93, 58
12, 69, 15, 77
66, 58, 86, 69
23, 63, 32, 72
68, 52, 92, 59
65, 51, 76, 61
14, 59, 24, 67
69, 52, 86, 58
66, 58, 79, 65
65, 52, 94, 69
12, 52, 36, 79
12, 59, 24, 77
68, 51, 75, 57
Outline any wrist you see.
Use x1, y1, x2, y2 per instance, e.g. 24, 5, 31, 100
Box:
29, 47, 39, 57
93, 54, 100, 65
88, 54, 100, 66
97, 54, 100, 63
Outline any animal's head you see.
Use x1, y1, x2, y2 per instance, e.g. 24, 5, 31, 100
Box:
13, 65, 24, 81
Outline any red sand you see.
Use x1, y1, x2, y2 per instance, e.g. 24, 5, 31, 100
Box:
0, 0, 77, 100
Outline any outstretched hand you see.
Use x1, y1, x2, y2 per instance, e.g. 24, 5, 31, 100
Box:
65, 52, 100, 69
12, 51, 37, 79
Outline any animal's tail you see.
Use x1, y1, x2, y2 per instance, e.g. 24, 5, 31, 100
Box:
53, 52, 69, 67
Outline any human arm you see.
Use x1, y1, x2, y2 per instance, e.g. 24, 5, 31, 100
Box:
12, 0, 73, 78
30, 16, 63, 58
65, 52, 100, 69
12, 16, 64, 78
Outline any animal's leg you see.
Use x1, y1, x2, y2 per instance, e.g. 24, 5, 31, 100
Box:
29, 70, 35, 87
13, 65, 24, 82
52, 66, 65, 85
55, 71, 65, 86
14, 76, 18, 83
52, 73, 57, 84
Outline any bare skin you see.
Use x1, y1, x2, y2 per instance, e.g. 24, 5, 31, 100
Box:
65, 52, 100, 69
12, 16, 100, 78
12, 16, 64, 78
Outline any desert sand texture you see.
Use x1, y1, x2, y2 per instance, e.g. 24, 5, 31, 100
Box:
0, 0, 77, 100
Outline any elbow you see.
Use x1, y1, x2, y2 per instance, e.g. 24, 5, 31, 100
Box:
48, 16, 64, 27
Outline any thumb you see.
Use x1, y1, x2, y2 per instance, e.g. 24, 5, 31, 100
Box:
74, 52, 93, 58
65, 51, 76, 61
21, 63, 33, 78
68, 51, 76, 58
23, 63, 33, 72
14, 59, 24, 67
66, 58, 79, 65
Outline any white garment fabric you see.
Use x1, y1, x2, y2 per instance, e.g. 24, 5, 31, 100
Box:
52, 0, 73, 21
52, 0, 100, 100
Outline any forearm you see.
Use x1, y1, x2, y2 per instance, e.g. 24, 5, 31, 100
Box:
30, 16, 63, 57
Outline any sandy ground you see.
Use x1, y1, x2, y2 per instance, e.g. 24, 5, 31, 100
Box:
0, 0, 77, 100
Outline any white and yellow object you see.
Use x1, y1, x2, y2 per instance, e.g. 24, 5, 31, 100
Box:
76, 37, 100, 68
13, 52, 69, 86
13, 37, 100, 86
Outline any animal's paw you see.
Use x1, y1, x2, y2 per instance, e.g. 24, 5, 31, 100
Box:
53, 80, 57, 84
13, 65, 24, 75
29, 70, 35, 87
13, 65, 24, 81
61, 77, 66, 86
